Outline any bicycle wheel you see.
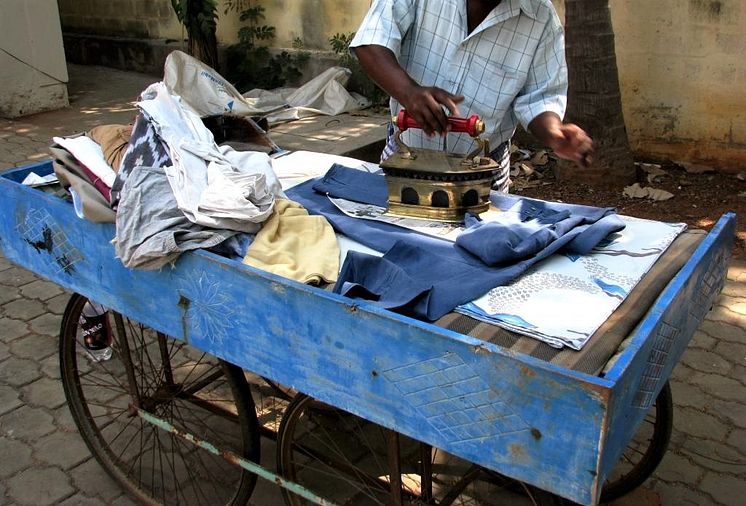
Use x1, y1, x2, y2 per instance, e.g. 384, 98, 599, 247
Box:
59, 293, 260, 505
600, 381, 673, 502
276, 394, 560, 505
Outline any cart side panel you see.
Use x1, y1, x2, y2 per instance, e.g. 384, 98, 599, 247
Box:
0, 162, 609, 505
599, 213, 735, 481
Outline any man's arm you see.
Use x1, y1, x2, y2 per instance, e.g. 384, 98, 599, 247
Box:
352, 45, 465, 136
528, 112, 594, 168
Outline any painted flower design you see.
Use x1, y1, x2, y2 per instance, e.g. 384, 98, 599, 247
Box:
179, 272, 233, 345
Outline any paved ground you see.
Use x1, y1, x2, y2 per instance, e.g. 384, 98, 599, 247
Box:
0, 64, 744, 505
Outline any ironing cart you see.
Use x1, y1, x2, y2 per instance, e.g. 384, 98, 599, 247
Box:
0, 147, 735, 505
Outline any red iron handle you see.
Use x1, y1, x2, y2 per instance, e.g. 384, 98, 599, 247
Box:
393, 109, 485, 137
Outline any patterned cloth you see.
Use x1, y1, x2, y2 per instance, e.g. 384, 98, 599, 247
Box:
287, 168, 623, 322
351, 0, 566, 157
112, 113, 171, 210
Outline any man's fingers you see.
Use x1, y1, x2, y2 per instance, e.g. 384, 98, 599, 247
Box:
559, 123, 594, 167
442, 94, 465, 118
403, 87, 473, 136
423, 94, 451, 134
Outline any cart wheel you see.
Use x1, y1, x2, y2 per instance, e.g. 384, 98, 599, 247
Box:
601, 381, 673, 502
59, 293, 260, 505
276, 393, 561, 505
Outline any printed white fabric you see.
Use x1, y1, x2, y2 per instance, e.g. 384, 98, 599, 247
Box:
163, 50, 262, 117
457, 217, 687, 350
136, 82, 284, 233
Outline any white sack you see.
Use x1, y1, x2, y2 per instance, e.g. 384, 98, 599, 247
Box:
163, 50, 264, 117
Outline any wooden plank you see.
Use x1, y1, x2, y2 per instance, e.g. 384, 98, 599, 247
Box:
1, 161, 612, 504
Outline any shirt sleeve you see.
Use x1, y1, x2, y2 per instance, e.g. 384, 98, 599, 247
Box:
349, 0, 416, 57
513, 11, 568, 129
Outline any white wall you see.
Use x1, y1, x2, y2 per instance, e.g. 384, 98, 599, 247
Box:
0, 0, 69, 118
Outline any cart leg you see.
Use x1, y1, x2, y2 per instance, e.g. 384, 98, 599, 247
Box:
112, 311, 141, 409
386, 430, 403, 506
420, 443, 433, 503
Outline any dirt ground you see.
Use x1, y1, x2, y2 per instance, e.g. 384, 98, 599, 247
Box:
510, 155, 746, 261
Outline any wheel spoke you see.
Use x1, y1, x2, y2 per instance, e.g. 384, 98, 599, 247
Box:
277, 394, 557, 505
59, 294, 260, 505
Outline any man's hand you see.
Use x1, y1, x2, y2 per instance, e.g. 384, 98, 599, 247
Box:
547, 123, 594, 168
400, 85, 465, 136
528, 112, 594, 168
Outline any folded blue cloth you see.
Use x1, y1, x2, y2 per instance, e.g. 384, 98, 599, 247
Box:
286, 166, 625, 321
312, 163, 389, 206
456, 204, 573, 265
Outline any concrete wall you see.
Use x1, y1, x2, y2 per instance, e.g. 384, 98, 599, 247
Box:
609, 0, 746, 171
57, 0, 746, 171
58, 0, 182, 39
235, 1, 369, 50
0, 0, 69, 118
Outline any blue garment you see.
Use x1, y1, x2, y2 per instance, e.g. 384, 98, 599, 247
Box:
286, 167, 624, 321
312, 163, 389, 205
456, 206, 573, 265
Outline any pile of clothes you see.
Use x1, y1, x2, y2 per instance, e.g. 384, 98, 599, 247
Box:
50, 54, 340, 285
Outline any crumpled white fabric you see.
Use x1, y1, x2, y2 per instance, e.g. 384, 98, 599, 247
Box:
137, 82, 283, 233
162, 50, 369, 126
243, 67, 370, 125
51, 135, 117, 187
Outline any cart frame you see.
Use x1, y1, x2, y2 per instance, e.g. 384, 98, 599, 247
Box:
0, 160, 735, 505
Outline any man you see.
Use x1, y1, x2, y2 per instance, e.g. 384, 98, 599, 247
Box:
350, 0, 593, 191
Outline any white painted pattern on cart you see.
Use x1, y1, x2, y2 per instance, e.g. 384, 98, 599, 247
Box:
178, 271, 234, 345
633, 245, 731, 409
381, 351, 529, 443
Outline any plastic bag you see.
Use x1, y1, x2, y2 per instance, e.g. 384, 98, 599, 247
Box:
163, 50, 262, 117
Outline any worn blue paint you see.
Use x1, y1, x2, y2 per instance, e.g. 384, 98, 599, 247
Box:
599, 212, 735, 488
0, 162, 735, 505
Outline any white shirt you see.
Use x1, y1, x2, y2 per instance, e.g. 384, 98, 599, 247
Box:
137, 82, 284, 233
351, 0, 567, 155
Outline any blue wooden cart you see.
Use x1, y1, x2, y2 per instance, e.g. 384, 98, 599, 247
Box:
0, 160, 736, 505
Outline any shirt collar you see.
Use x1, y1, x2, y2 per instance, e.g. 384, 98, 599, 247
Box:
515, 0, 542, 20
484, 0, 542, 25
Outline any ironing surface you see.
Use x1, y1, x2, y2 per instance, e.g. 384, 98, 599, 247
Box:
275, 151, 691, 366
459, 216, 687, 350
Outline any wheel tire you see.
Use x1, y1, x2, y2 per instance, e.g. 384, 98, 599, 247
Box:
277, 393, 562, 505
59, 293, 260, 505
601, 381, 673, 502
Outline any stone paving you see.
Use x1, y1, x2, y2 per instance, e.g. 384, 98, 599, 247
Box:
0, 64, 744, 505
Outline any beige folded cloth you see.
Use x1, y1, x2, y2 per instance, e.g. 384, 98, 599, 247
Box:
244, 199, 339, 284
87, 124, 133, 172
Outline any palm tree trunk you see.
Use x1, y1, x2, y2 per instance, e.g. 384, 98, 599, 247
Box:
562, 0, 635, 187
188, 27, 219, 71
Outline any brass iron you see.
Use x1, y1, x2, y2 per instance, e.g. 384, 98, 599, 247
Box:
380, 113, 499, 222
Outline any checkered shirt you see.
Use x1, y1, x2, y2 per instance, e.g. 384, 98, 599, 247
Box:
351, 0, 567, 156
